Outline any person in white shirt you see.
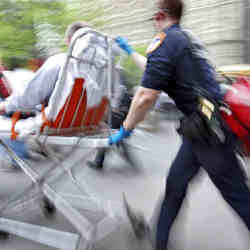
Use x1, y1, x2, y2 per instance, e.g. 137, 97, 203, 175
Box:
0, 21, 128, 171
0, 21, 98, 170
0, 21, 92, 115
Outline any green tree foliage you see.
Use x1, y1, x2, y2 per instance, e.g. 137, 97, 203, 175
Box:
0, 0, 103, 68
0, 0, 143, 86
0, 0, 69, 67
123, 45, 147, 87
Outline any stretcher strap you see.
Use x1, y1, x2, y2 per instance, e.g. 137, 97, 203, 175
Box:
40, 78, 87, 131
40, 78, 109, 133
53, 78, 86, 129
41, 104, 53, 132
11, 111, 21, 140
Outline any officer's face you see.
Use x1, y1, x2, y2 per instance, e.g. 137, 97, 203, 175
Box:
152, 11, 168, 31
154, 19, 162, 32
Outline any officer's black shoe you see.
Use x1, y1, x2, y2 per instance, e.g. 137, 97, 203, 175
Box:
87, 160, 103, 170
123, 194, 151, 241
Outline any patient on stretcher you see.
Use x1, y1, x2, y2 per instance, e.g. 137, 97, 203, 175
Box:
0, 21, 124, 169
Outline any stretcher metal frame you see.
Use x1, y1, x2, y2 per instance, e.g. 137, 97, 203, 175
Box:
0, 30, 127, 250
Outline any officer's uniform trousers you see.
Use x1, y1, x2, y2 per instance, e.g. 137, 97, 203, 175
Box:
156, 135, 250, 250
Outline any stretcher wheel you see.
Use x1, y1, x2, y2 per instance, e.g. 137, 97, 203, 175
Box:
0, 230, 10, 240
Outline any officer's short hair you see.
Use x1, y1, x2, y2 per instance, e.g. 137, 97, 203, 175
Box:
65, 21, 92, 42
158, 0, 184, 21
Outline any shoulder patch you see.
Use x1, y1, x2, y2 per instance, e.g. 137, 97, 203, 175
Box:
146, 32, 166, 54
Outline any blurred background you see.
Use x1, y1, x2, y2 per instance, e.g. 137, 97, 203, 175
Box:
0, 2, 250, 250
0, 0, 249, 81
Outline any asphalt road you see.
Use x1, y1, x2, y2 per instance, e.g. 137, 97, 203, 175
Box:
0, 116, 249, 250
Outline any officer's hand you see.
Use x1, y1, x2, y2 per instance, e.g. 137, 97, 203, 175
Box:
115, 37, 134, 55
109, 126, 133, 145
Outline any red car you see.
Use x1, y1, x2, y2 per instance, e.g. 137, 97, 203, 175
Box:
218, 65, 250, 156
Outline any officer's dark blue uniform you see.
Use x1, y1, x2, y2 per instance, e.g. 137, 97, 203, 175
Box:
142, 23, 250, 250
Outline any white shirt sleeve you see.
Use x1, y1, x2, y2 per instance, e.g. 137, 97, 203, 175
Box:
5, 53, 65, 113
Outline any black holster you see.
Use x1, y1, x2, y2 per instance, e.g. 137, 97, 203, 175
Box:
177, 98, 226, 147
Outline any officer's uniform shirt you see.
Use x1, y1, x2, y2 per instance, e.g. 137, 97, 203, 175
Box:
141, 24, 221, 115
4, 53, 66, 113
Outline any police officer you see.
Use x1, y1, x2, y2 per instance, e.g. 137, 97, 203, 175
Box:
109, 0, 250, 249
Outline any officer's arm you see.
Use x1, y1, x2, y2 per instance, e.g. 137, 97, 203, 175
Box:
130, 52, 147, 71
123, 86, 160, 130
115, 37, 147, 71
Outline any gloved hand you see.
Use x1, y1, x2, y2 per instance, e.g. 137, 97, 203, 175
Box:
109, 126, 133, 145
115, 36, 134, 55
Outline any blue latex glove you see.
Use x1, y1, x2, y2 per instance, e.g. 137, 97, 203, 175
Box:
109, 126, 133, 145
115, 36, 134, 55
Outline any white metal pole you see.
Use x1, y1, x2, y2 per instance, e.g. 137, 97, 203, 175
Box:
0, 218, 79, 250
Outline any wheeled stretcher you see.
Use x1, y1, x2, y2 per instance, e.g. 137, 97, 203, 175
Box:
0, 28, 130, 250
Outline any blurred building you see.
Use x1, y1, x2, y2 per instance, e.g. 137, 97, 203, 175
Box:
94, 0, 250, 67
34, 23, 63, 59
182, 0, 250, 66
